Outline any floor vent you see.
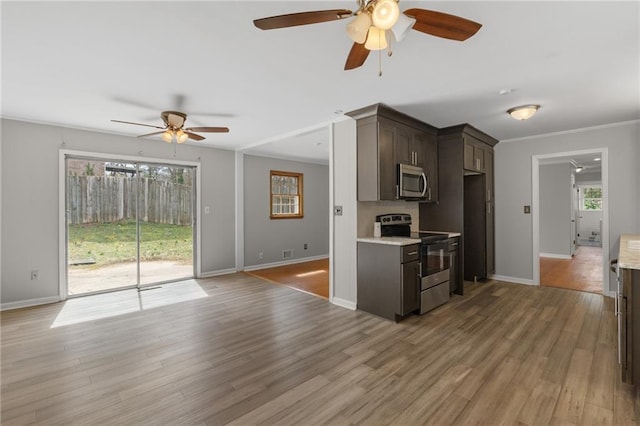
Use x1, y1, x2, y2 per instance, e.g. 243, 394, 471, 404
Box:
282, 249, 293, 260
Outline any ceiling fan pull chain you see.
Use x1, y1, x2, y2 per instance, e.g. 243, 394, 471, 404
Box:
378, 48, 382, 77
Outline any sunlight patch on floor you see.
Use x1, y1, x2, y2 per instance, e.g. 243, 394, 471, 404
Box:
51, 280, 208, 328
296, 270, 327, 277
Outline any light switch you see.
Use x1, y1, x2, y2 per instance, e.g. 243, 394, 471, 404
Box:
204, 206, 211, 214
334, 205, 343, 216
524, 205, 531, 214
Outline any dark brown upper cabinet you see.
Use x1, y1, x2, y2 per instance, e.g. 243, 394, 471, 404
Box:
347, 103, 438, 202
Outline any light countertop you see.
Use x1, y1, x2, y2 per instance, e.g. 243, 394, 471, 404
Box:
419, 231, 462, 238
357, 237, 421, 246
357, 230, 460, 246
619, 234, 640, 270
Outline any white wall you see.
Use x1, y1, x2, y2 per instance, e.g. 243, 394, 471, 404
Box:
495, 121, 640, 290
331, 119, 357, 308
1, 119, 236, 307
243, 154, 329, 268
539, 163, 572, 257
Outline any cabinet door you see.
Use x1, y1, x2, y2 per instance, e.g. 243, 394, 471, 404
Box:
474, 145, 485, 172
411, 132, 426, 168
401, 260, 420, 315
378, 121, 398, 200
463, 141, 476, 171
463, 137, 486, 172
395, 124, 413, 165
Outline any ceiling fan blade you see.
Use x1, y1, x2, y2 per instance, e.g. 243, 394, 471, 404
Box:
403, 9, 482, 41
111, 119, 164, 130
185, 126, 230, 133
254, 9, 352, 30
344, 43, 370, 71
137, 131, 165, 138
185, 132, 205, 141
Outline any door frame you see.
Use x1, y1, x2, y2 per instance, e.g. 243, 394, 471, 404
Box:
58, 149, 201, 300
531, 148, 610, 296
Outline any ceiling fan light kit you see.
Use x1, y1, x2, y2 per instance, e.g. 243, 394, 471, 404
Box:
346, 11, 371, 43
507, 104, 540, 120
253, 0, 482, 72
391, 13, 416, 42
112, 110, 229, 144
365, 26, 388, 50
371, 0, 400, 30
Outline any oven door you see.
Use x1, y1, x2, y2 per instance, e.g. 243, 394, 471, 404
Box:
421, 240, 451, 277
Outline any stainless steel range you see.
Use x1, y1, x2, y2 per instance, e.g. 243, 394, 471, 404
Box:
376, 214, 451, 314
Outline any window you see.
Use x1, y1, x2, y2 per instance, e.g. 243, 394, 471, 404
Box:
579, 184, 602, 211
270, 170, 303, 219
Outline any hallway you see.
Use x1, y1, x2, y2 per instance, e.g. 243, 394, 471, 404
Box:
540, 246, 603, 294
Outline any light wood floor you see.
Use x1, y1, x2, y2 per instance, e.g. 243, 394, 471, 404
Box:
247, 258, 329, 299
541, 246, 603, 294
2, 274, 638, 425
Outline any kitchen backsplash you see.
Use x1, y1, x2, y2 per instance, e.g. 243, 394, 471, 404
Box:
357, 201, 420, 237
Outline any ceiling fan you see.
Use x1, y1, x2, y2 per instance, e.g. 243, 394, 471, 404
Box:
111, 111, 229, 144
253, 0, 482, 72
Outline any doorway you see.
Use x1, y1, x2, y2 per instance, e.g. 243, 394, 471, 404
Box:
532, 149, 609, 295
64, 154, 196, 296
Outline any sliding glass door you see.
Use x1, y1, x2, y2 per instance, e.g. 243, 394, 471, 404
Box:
138, 164, 194, 286
65, 156, 195, 296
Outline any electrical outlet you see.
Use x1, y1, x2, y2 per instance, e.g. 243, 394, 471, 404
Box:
258, 252, 264, 260
31, 270, 39, 280
304, 243, 308, 250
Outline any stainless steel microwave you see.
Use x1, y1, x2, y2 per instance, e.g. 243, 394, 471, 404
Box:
398, 163, 428, 199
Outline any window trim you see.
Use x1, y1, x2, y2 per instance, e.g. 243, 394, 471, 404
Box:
270, 170, 304, 219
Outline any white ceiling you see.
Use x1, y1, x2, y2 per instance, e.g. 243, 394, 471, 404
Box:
2, 1, 639, 163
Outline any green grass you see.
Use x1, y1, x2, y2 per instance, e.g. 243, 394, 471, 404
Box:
68, 220, 192, 268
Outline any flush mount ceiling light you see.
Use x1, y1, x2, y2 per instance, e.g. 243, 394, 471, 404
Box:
507, 104, 540, 120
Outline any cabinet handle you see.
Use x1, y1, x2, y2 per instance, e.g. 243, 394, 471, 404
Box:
488, 189, 491, 201
396, 185, 399, 200
487, 203, 491, 215
407, 251, 418, 256
476, 158, 480, 170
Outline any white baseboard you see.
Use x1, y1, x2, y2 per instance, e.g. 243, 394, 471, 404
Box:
540, 253, 572, 260
243, 254, 329, 272
490, 274, 536, 286
331, 297, 356, 310
1, 296, 61, 311
198, 268, 237, 278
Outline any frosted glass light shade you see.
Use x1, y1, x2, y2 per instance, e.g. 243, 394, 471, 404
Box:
365, 26, 388, 51
162, 130, 174, 143
346, 12, 372, 44
176, 130, 188, 143
391, 13, 415, 41
507, 104, 540, 120
371, 0, 400, 30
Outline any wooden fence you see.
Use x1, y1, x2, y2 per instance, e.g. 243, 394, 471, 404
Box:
66, 176, 193, 226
